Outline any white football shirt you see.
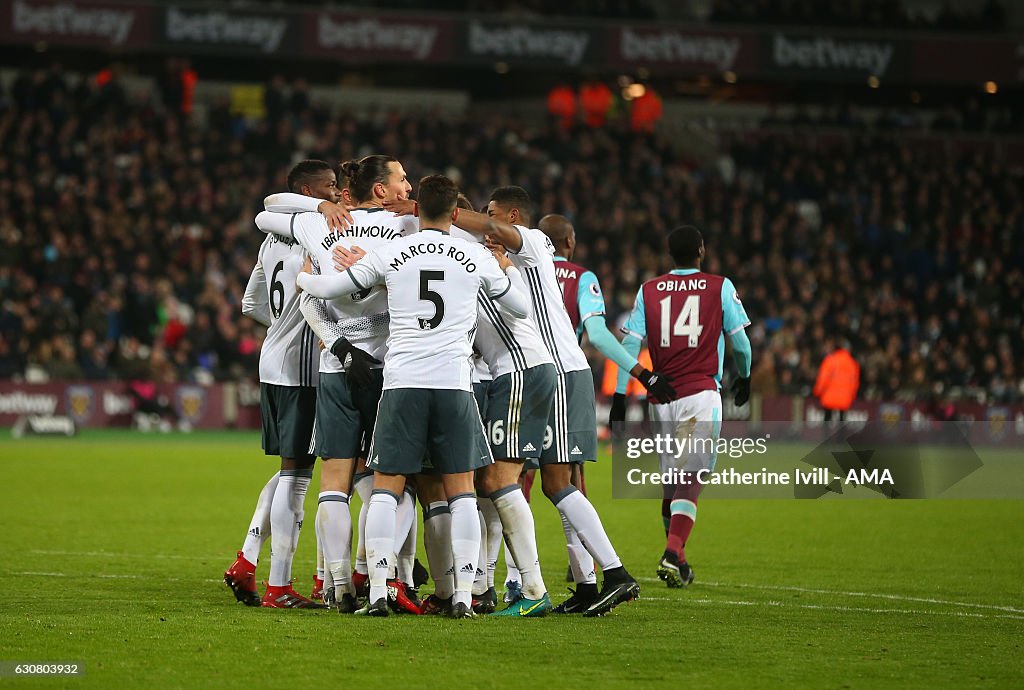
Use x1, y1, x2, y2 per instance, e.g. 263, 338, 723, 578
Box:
255, 207, 418, 373
508, 225, 590, 374
297, 228, 530, 391
242, 234, 319, 387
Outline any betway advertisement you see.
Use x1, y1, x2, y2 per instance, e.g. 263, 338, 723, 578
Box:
461, 19, 600, 67
157, 4, 300, 55
610, 25, 756, 74
304, 10, 456, 63
764, 31, 910, 79
1, 0, 151, 48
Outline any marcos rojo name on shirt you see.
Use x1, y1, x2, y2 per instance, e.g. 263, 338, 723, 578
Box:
388, 240, 479, 273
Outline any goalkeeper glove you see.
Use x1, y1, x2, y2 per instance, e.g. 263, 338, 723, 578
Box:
638, 369, 676, 403
731, 376, 751, 406
330, 338, 381, 389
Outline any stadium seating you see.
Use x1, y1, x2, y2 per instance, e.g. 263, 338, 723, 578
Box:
0, 65, 1020, 404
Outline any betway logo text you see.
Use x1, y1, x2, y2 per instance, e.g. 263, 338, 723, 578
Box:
12, 0, 135, 45
166, 7, 288, 53
468, 21, 589, 66
318, 16, 438, 60
0, 391, 58, 415
621, 28, 740, 70
773, 34, 894, 76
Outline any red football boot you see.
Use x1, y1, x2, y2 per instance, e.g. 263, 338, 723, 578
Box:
386, 579, 422, 615
224, 551, 260, 607
311, 575, 325, 602
261, 583, 328, 609
351, 570, 369, 598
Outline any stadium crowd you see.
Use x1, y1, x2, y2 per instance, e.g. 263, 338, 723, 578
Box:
0, 65, 1020, 404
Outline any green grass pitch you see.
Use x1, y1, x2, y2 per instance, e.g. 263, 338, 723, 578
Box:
1, 430, 1021, 688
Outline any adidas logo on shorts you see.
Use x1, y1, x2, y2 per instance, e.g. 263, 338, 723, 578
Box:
570, 446, 583, 455
522, 442, 537, 452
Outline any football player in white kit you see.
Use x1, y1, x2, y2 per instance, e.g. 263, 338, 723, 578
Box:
297, 174, 531, 618
256, 155, 421, 613
391, 186, 647, 616
225, 160, 349, 609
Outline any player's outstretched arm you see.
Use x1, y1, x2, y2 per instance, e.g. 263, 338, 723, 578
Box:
584, 315, 640, 373
254, 210, 294, 238
264, 193, 352, 231
296, 269, 364, 300
241, 260, 272, 327
383, 200, 524, 253
264, 192, 321, 213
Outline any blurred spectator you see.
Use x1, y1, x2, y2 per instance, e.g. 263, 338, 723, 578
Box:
630, 86, 662, 133
813, 340, 861, 421
0, 63, 1020, 410
547, 84, 577, 131
580, 81, 613, 128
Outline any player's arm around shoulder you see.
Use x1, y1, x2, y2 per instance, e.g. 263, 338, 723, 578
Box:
480, 243, 529, 319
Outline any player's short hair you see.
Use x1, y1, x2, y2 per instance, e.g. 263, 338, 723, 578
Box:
340, 154, 399, 202
287, 160, 333, 193
456, 193, 475, 211
417, 175, 459, 221
489, 186, 532, 220
668, 225, 704, 265
334, 161, 352, 192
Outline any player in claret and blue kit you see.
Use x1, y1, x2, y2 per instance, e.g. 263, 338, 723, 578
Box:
611, 226, 752, 588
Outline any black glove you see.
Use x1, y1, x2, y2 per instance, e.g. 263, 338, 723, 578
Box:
608, 393, 626, 427
731, 376, 751, 406
638, 369, 676, 403
330, 338, 381, 389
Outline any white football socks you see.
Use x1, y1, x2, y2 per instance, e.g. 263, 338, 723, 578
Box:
478, 496, 503, 589
504, 541, 520, 586
316, 491, 352, 593
552, 486, 621, 571
492, 485, 546, 600
423, 500, 454, 599
353, 473, 372, 576
268, 468, 311, 587
395, 489, 417, 585
561, 513, 597, 585
241, 471, 279, 565
472, 506, 489, 596
364, 490, 399, 603
448, 493, 481, 609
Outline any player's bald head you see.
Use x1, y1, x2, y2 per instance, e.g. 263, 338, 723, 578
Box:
539, 214, 573, 243
539, 214, 576, 259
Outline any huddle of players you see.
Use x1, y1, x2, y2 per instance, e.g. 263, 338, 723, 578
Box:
225, 154, 752, 617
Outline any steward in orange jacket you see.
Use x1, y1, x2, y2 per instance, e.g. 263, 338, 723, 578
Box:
814, 344, 860, 421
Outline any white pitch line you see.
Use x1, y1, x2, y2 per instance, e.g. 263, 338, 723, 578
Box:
636, 577, 1024, 614
10, 571, 224, 584
639, 596, 1024, 621
29, 549, 217, 561
24, 549, 1024, 615
8, 570, 1024, 621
